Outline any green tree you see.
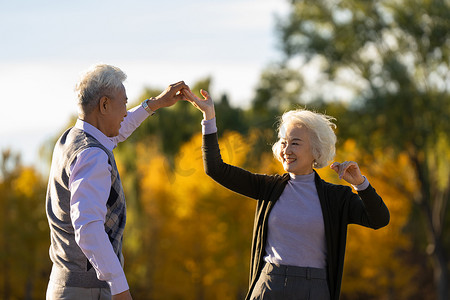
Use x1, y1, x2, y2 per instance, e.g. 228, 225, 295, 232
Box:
274, 0, 450, 298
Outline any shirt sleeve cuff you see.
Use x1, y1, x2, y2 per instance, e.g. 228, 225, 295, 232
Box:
352, 176, 369, 191
201, 118, 217, 135
108, 273, 129, 295
131, 104, 152, 119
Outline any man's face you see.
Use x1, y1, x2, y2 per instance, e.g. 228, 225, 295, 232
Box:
104, 84, 128, 137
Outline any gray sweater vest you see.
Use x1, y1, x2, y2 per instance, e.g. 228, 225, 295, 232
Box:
46, 127, 126, 288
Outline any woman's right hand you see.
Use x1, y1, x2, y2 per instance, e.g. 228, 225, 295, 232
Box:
183, 89, 216, 120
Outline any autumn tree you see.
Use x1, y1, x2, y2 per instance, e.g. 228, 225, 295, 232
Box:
120, 132, 257, 299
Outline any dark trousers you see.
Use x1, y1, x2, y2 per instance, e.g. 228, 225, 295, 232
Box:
250, 263, 330, 300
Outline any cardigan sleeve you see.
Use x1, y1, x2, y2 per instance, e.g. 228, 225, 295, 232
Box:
347, 184, 390, 229
202, 132, 276, 200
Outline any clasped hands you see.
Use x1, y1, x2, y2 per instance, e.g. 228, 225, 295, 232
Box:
151, 81, 214, 120
145, 81, 190, 111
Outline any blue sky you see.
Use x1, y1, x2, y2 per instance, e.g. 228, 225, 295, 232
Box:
0, 0, 288, 171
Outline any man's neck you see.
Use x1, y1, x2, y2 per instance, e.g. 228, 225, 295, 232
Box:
79, 113, 107, 136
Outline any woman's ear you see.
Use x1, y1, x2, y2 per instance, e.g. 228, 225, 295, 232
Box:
99, 96, 109, 114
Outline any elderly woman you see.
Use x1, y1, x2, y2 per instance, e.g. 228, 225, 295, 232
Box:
183, 89, 390, 300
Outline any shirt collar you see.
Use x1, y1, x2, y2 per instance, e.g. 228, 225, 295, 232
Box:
74, 119, 115, 151
289, 171, 315, 182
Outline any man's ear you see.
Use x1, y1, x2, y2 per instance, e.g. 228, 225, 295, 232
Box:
99, 96, 109, 114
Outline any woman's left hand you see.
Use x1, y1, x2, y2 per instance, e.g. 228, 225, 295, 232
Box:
182, 89, 216, 120
330, 161, 365, 185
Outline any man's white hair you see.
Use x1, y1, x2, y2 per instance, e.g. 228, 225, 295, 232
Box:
75, 64, 127, 115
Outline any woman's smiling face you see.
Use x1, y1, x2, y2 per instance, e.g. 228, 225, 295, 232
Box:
279, 124, 315, 175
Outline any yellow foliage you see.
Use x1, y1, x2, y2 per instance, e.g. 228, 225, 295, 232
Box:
171, 133, 208, 218
12, 167, 41, 198
136, 141, 172, 209
123, 132, 255, 299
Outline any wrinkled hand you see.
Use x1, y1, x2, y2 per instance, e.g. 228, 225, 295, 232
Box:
112, 290, 132, 300
330, 161, 365, 185
183, 89, 216, 120
149, 81, 189, 111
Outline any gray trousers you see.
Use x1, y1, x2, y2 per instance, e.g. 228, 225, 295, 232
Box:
250, 263, 330, 300
46, 280, 111, 300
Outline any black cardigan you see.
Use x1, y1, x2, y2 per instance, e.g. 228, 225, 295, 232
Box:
202, 133, 390, 300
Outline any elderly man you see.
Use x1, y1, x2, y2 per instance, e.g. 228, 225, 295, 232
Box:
46, 64, 187, 300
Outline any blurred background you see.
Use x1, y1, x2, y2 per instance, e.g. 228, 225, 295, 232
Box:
0, 0, 449, 299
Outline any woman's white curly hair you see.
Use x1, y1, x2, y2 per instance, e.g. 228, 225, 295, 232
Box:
272, 109, 337, 169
